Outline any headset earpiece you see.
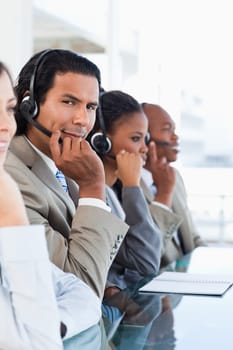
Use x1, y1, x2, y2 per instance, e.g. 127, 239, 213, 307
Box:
89, 90, 112, 156
20, 96, 38, 119
19, 49, 51, 122
90, 132, 112, 155
145, 132, 150, 145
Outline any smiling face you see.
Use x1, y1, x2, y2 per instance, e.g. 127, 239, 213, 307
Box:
143, 104, 179, 163
0, 70, 17, 165
107, 111, 149, 164
26, 72, 99, 157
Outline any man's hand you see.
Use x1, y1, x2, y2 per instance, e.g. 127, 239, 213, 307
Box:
50, 131, 106, 200
146, 141, 176, 207
115, 150, 143, 187
104, 286, 121, 298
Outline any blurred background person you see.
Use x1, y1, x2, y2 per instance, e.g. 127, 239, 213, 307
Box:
141, 103, 206, 267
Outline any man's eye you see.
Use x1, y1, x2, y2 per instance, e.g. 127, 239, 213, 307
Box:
62, 100, 74, 105
87, 105, 97, 111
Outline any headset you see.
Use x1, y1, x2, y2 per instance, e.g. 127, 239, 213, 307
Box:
90, 96, 152, 156
90, 92, 112, 155
19, 49, 54, 138
145, 132, 150, 145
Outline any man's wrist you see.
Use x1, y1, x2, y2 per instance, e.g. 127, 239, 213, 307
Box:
154, 193, 173, 207
78, 183, 105, 201
78, 198, 111, 212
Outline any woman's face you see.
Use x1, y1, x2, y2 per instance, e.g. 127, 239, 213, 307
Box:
108, 111, 149, 164
0, 70, 16, 165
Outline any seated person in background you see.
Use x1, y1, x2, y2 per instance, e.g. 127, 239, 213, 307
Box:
5, 49, 129, 300
0, 61, 102, 349
88, 90, 162, 294
141, 103, 206, 267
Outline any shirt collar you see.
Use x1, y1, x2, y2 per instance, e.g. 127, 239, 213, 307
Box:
26, 137, 58, 176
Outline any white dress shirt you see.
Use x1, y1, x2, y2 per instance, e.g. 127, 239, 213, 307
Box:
53, 264, 101, 340
0, 225, 62, 350
0, 225, 102, 349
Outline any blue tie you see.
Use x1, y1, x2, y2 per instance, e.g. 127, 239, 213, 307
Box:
55, 170, 68, 192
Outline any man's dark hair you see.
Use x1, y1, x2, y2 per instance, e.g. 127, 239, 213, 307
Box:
15, 49, 101, 135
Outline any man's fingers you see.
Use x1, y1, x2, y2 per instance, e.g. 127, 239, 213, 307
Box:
148, 141, 158, 163
77, 139, 94, 153
49, 131, 62, 162
158, 156, 167, 166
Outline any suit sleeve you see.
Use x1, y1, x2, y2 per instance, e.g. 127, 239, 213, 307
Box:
148, 203, 183, 254
0, 226, 62, 350
52, 264, 102, 339
174, 170, 206, 248
140, 178, 183, 254
28, 205, 128, 299
5, 153, 129, 299
112, 186, 162, 275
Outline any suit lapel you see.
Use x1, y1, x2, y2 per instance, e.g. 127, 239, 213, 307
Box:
66, 178, 79, 207
105, 185, 125, 220
9, 136, 76, 216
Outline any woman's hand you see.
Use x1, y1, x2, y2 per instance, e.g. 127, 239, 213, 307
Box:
115, 150, 143, 187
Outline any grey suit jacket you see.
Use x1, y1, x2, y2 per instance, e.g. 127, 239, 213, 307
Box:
106, 185, 162, 289
5, 136, 129, 298
141, 169, 205, 267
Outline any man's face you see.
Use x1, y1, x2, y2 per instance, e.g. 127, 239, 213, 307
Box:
146, 106, 179, 163
26, 72, 99, 157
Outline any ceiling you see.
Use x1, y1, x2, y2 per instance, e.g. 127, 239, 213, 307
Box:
33, 8, 105, 53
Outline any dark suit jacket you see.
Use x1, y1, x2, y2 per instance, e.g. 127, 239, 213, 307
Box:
106, 185, 162, 289
5, 136, 129, 298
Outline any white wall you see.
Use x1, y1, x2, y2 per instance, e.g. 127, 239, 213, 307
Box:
0, 0, 33, 80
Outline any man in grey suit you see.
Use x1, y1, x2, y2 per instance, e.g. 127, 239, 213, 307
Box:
141, 103, 206, 267
5, 49, 129, 299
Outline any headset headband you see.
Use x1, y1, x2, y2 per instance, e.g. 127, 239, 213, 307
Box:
28, 49, 52, 106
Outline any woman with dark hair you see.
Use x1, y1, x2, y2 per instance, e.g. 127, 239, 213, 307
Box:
88, 90, 162, 296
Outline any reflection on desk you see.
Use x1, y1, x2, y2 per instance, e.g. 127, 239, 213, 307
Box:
63, 323, 103, 350
64, 247, 233, 349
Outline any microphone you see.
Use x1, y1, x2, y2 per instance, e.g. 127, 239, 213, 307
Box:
20, 103, 63, 143
154, 140, 171, 147
106, 154, 116, 160
25, 114, 53, 138
27, 116, 63, 144
146, 133, 171, 147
